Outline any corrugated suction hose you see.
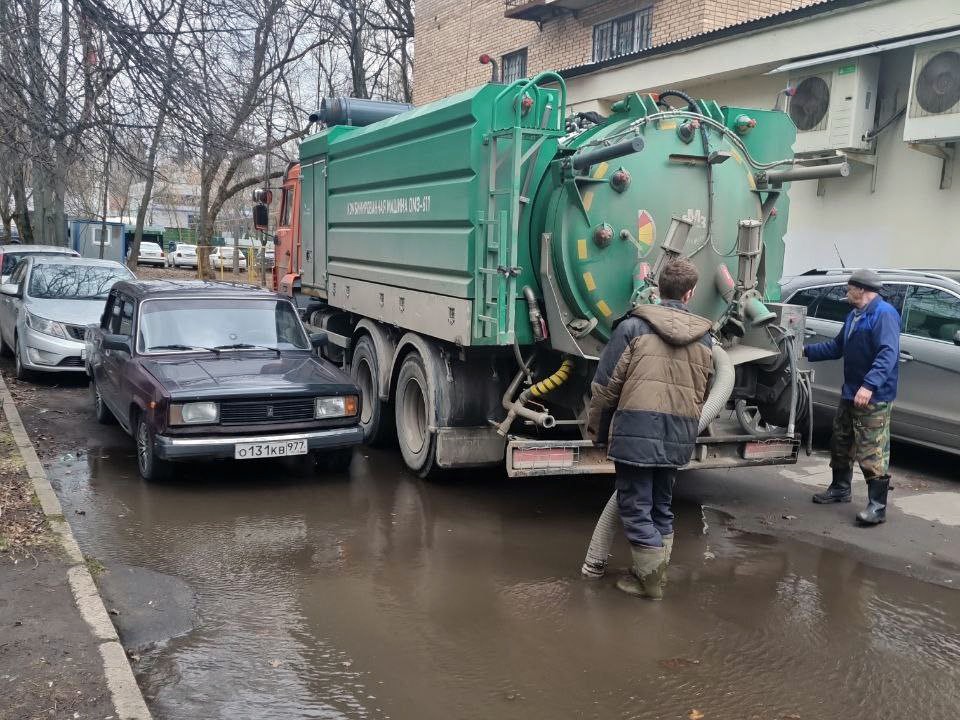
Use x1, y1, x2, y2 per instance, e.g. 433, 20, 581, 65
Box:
581, 345, 734, 578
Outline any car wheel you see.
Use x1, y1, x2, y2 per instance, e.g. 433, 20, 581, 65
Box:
136, 417, 170, 481
92, 381, 116, 425
394, 352, 439, 478
350, 335, 394, 446
316, 448, 353, 474
14, 336, 32, 382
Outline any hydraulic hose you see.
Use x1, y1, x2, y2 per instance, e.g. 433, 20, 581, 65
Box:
581, 345, 733, 578
497, 358, 574, 436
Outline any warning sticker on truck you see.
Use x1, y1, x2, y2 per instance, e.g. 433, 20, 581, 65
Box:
346, 195, 432, 216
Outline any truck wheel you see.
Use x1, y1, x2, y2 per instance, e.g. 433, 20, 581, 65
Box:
394, 352, 438, 478
350, 335, 394, 446
92, 381, 116, 425
136, 417, 171, 482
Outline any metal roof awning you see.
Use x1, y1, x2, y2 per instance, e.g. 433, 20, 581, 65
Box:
767, 27, 960, 74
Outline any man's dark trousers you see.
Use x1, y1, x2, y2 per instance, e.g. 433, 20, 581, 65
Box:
615, 463, 675, 547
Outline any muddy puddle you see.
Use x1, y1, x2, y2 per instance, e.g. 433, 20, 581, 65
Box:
44, 437, 960, 720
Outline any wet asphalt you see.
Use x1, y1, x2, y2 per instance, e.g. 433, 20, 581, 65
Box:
9, 368, 960, 720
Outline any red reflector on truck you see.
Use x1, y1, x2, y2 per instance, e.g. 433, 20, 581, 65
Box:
742, 441, 795, 460
512, 447, 575, 470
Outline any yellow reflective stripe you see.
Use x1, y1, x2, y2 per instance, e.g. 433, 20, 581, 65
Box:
583, 271, 597, 292
596, 300, 612, 317
577, 238, 588, 260
592, 162, 609, 179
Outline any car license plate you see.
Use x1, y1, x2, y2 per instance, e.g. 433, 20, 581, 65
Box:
234, 438, 307, 460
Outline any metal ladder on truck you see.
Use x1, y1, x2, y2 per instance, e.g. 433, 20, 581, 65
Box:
477, 72, 567, 345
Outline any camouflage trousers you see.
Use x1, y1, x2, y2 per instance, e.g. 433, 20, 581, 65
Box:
829, 400, 892, 481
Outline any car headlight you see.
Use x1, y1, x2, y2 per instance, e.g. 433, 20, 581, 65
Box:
25, 311, 68, 339
315, 395, 358, 419
169, 401, 219, 425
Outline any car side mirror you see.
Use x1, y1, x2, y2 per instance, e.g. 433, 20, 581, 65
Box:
103, 334, 132, 354
954, 330, 960, 347
0, 283, 20, 297
309, 332, 328, 349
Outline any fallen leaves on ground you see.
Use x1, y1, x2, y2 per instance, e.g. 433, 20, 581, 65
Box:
689, 710, 705, 720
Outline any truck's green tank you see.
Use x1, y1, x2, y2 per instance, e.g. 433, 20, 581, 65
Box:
298, 74, 796, 352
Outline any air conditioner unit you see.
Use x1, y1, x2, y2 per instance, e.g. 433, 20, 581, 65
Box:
787, 56, 880, 154
903, 39, 960, 143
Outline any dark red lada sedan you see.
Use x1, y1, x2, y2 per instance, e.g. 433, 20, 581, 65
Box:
86, 280, 363, 480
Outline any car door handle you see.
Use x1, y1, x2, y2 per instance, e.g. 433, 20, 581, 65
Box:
899, 351, 914, 363
804, 329, 817, 338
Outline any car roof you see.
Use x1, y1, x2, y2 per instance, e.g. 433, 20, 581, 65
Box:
32, 256, 128, 269
1, 244, 78, 254
782, 268, 960, 292
112, 279, 283, 300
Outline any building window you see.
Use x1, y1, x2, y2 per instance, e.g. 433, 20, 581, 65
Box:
502, 49, 528, 84
593, 8, 653, 62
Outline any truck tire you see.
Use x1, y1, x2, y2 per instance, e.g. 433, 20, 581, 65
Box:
394, 352, 438, 478
350, 335, 394, 446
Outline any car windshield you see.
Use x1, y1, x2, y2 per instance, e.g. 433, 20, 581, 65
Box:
28, 263, 130, 300
138, 298, 309, 352
179, 245, 196, 254
2, 251, 71, 275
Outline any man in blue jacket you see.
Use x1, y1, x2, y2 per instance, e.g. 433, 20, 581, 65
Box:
803, 268, 900, 525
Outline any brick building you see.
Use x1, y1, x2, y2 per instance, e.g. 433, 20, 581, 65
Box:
413, 0, 821, 105
413, 0, 960, 279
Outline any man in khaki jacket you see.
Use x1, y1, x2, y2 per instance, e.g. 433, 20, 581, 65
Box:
588, 259, 713, 599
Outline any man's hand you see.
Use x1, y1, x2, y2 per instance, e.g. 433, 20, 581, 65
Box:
853, 386, 873, 409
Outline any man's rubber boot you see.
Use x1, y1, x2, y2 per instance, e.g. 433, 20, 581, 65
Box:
660, 534, 674, 588
616, 545, 666, 600
813, 468, 853, 504
856, 477, 890, 526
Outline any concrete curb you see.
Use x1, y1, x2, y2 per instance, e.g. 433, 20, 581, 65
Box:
0, 376, 152, 720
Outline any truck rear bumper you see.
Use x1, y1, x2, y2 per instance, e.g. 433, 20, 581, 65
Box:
155, 426, 364, 460
505, 435, 800, 478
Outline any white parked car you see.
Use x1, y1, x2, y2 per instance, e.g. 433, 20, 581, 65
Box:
132, 241, 165, 267
0, 257, 134, 380
166, 242, 198, 269
210, 246, 248, 271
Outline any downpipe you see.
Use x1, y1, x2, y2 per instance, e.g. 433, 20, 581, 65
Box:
580, 345, 734, 578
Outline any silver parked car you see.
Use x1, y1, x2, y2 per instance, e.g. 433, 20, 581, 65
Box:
781, 269, 960, 455
0, 257, 134, 379
0, 244, 80, 284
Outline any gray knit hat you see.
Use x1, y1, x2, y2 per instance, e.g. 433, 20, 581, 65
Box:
848, 268, 883, 292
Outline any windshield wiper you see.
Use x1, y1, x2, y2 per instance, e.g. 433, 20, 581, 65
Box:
148, 344, 221, 354
213, 343, 282, 357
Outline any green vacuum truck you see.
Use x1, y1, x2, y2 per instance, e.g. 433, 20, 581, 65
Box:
268, 71, 848, 477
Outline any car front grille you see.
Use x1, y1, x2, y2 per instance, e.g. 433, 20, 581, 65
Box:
219, 398, 315, 425
57, 356, 84, 367
64, 324, 87, 341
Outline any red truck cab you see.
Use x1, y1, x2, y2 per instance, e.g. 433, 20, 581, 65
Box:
274, 163, 301, 296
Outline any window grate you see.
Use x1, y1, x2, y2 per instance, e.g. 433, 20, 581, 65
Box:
501, 48, 528, 84
593, 8, 653, 63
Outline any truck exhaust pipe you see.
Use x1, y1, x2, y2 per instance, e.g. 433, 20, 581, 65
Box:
309, 97, 414, 128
